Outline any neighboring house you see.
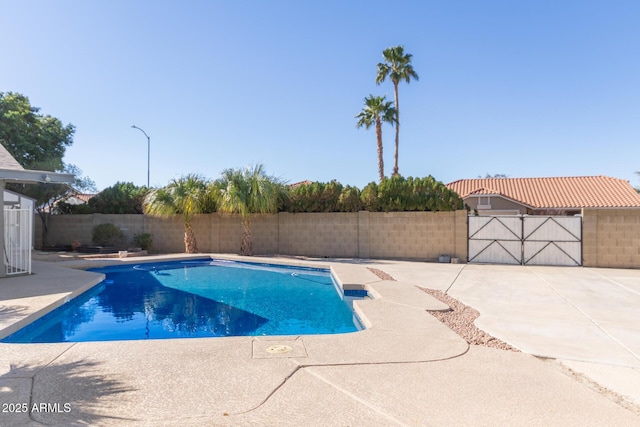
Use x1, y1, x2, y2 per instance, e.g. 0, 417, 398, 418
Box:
61, 191, 94, 205
446, 176, 640, 215
46, 190, 95, 213
288, 180, 313, 189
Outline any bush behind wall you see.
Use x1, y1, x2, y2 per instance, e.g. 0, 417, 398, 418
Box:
66, 176, 462, 215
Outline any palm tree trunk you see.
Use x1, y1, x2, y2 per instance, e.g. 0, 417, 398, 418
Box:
393, 82, 400, 176
184, 222, 198, 254
240, 217, 253, 256
375, 118, 384, 182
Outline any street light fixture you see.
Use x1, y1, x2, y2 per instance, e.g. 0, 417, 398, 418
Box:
131, 125, 150, 188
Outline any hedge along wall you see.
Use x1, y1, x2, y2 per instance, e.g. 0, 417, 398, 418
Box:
37, 211, 468, 261
582, 208, 640, 268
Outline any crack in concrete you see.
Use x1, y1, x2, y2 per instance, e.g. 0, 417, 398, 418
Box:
25, 343, 78, 424
227, 348, 471, 420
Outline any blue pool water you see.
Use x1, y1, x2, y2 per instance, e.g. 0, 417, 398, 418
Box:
2, 259, 365, 343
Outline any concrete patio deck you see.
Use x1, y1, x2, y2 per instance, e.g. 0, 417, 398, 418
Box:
369, 260, 640, 408
0, 255, 639, 426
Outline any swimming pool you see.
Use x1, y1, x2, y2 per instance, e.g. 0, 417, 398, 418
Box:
1, 258, 366, 343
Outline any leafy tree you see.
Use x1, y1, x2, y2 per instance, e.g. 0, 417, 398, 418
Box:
355, 95, 396, 182
376, 46, 419, 176
143, 174, 216, 253
89, 182, 149, 214
0, 92, 74, 170
1, 92, 96, 244
215, 164, 285, 256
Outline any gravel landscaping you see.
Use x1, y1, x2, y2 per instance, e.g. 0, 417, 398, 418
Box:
367, 267, 519, 352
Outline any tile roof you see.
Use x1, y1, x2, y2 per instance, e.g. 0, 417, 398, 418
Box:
288, 180, 313, 188
66, 193, 95, 203
446, 176, 640, 209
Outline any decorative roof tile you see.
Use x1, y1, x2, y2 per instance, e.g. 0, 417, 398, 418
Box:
446, 176, 640, 209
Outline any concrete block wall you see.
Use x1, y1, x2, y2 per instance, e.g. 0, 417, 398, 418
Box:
583, 209, 640, 268
37, 214, 146, 248
278, 212, 360, 257
39, 211, 468, 261
214, 215, 278, 254
40, 209, 640, 267
148, 216, 184, 253
367, 210, 467, 261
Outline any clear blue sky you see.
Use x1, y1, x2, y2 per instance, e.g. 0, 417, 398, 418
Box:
2, 1, 639, 191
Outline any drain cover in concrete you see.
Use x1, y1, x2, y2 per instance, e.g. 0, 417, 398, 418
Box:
266, 345, 293, 354
252, 339, 307, 358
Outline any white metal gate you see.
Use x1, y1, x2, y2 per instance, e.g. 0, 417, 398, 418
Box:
4, 208, 32, 275
468, 215, 581, 266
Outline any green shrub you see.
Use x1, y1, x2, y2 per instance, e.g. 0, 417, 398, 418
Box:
133, 233, 153, 251
360, 182, 380, 212
92, 223, 126, 247
360, 175, 464, 212
285, 181, 344, 212
282, 177, 463, 213
88, 182, 149, 214
55, 202, 94, 214
337, 185, 362, 212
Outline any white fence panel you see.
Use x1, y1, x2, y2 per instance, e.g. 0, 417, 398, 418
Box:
4, 208, 32, 275
523, 217, 581, 242
523, 241, 582, 266
468, 215, 582, 266
469, 239, 522, 264
523, 216, 581, 266
469, 216, 521, 240
468, 216, 522, 264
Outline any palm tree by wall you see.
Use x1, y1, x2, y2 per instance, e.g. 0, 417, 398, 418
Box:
143, 174, 216, 253
356, 95, 396, 182
215, 164, 285, 256
376, 45, 419, 176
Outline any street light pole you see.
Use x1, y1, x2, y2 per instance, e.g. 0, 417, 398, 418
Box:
131, 125, 150, 188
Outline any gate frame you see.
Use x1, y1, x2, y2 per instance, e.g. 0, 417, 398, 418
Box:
467, 214, 583, 266
467, 216, 523, 264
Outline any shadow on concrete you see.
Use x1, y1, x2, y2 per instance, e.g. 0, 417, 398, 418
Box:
0, 304, 28, 321
2, 359, 137, 425
0, 262, 103, 301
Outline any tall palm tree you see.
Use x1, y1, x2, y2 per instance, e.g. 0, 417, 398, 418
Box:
376, 45, 419, 176
215, 164, 285, 256
356, 95, 396, 182
143, 174, 216, 253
